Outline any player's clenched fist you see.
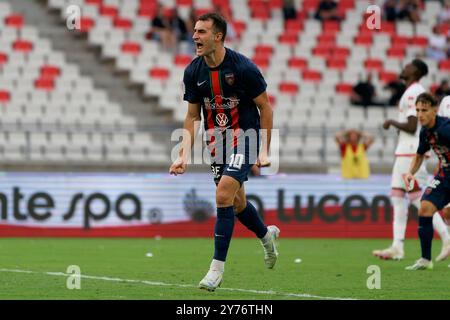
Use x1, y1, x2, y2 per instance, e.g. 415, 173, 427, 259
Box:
256, 153, 271, 167
403, 172, 415, 191
169, 157, 187, 176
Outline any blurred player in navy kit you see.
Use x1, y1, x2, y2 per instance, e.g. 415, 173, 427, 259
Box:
404, 93, 450, 270
169, 13, 280, 291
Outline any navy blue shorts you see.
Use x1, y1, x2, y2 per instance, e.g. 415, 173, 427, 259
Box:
421, 175, 450, 210
210, 152, 255, 186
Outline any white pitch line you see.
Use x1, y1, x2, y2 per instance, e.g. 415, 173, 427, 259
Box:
0, 268, 357, 300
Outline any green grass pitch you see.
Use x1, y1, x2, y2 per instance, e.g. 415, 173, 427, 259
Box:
0, 238, 449, 300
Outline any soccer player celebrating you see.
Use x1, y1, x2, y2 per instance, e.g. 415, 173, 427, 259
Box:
169, 13, 280, 291
373, 60, 450, 261
404, 93, 450, 270
438, 95, 450, 244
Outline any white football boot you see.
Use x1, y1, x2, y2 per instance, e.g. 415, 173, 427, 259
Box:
261, 225, 280, 269
436, 239, 450, 262
198, 269, 223, 292
372, 246, 404, 260
405, 258, 433, 270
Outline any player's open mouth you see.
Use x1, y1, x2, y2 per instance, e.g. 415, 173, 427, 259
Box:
196, 43, 204, 49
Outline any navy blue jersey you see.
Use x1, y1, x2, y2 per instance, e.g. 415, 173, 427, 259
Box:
183, 47, 267, 137
417, 115, 450, 177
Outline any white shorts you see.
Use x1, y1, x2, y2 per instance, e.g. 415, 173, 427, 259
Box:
390, 156, 428, 190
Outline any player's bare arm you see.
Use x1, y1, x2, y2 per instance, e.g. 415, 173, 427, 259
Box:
383, 115, 417, 134
403, 153, 425, 189
334, 130, 346, 144
169, 103, 201, 175
254, 91, 272, 167
362, 131, 375, 148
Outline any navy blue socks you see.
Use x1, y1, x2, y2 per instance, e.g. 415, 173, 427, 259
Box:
418, 216, 433, 261
213, 206, 235, 262
236, 201, 268, 239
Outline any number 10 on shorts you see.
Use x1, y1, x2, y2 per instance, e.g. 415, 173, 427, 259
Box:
229, 154, 244, 170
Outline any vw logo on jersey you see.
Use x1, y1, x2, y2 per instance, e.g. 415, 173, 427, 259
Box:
216, 113, 229, 127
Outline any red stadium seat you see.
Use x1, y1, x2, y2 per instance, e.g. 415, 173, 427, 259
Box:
100, 5, 118, 17
354, 34, 372, 46
85, 0, 102, 5
338, 0, 354, 10
5, 14, 24, 28
268, 0, 283, 9
379, 22, 396, 35
279, 33, 298, 45
387, 47, 405, 59
439, 60, 450, 71
121, 42, 141, 55
391, 35, 410, 47
364, 58, 383, 72
0, 52, 8, 66
0, 90, 10, 103
317, 34, 336, 44
252, 8, 271, 20
149, 67, 170, 80
252, 56, 270, 70
79, 17, 95, 33
232, 21, 246, 38
288, 57, 308, 70
114, 17, 133, 29
333, 46, 350, 58
327, 58, 346, 70
302, 70, 322, 82
12, 40, 33, 53
430, 83, 440, 93
378, 70, 398, 84
303, 0, 320, 12
40, 65, 61, 78
138, 5, 157, 17
323, 21, 341, 33
174, 54, 192, 67
285, 20, 303, 33
35, 78, 55, 91
411, 36, 428, 47
312, 44, 333, 57
279, 82, 299, 95
335, 83, 353, 95
177, 0, 193, 5
254, 44, 274, 57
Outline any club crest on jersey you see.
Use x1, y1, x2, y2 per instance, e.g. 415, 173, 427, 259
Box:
225, 73, 235, 86
216, 113, 229, 127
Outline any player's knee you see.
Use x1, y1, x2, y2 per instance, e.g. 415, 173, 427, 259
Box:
443, 207, 450, 221
418, 203, 435, 217
216, 189, 234, 207
233, 198, 246, 213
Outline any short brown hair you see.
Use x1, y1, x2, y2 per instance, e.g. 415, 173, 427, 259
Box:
416, 92, 437, 107
198, 13, 227, 42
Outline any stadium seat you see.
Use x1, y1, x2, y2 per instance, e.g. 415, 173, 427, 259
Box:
121, 42, 141, 55
335, 83, 353, 95
149, 67, 170, 80
12, 40, 34, 53
0, 52, 8, 66
439, 60, 450, 71
279, 82, 299, 95
5, 14, 24, 28
0, 90, 10, 103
